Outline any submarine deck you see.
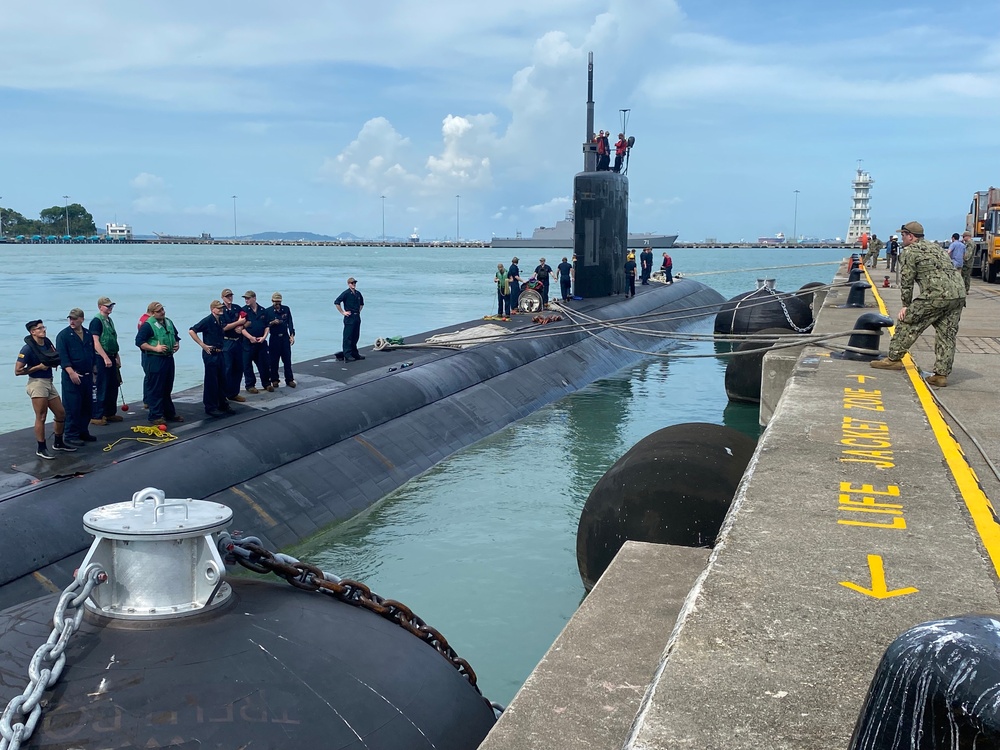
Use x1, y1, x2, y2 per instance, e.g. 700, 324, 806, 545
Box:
0, 279, 725, 610
481, 263, 1000, 749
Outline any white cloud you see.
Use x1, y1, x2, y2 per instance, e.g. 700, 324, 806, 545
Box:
130, 173, 165, 191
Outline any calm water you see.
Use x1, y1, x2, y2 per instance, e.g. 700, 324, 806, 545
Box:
0, 242, 847, 705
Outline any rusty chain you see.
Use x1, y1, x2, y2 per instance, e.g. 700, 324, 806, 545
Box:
219, 535, 496, 710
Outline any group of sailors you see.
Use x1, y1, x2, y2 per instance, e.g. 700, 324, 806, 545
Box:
14, 288, 297, 459
494, 256, 574, 316
495, 250, 677, 315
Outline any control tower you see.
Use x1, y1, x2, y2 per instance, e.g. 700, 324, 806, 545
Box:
846, 162, 873, 243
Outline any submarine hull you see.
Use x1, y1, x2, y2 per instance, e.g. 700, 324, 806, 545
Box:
0, 282, 725, 610
0, 578, 496, 749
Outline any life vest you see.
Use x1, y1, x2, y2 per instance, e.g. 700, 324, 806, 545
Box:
95, 314, 119, 355
146, 318, 177, 355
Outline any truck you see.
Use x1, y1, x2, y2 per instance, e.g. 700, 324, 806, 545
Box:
966, 187, 1000, 283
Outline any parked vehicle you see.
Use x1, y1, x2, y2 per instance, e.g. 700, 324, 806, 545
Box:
967, 187, 1000, 282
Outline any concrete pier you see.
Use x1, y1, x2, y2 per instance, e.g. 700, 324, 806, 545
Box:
481, 262, 1000, 748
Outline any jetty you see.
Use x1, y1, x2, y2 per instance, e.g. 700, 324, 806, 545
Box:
480, 264, 1000, 748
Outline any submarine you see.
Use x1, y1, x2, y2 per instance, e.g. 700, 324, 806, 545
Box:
0, 53, 726, 747
0, 52, 724, 612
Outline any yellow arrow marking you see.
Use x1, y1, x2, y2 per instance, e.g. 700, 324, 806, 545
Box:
840, 554, 918, 599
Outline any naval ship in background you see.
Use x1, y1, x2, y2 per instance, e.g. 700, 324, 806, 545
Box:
493, 210, 678, 249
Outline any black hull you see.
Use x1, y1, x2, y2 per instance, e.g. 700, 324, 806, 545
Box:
0, 282, 724, 609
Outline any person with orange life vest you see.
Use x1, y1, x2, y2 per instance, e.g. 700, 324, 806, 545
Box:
613, 133, 627, 173
593, 130, 610, 171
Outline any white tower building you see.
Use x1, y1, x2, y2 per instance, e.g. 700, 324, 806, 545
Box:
846, 163, 873, 244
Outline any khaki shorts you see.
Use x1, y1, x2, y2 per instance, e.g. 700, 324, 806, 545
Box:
26, 378, 59, 400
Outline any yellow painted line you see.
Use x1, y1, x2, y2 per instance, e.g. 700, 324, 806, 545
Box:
353, 435, 396, 470
228, 486, 278, 528
31, 571, 62, 594
868, 272, 1000, 578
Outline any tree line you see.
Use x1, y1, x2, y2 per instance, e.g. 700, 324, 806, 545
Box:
0, 204, 98, 236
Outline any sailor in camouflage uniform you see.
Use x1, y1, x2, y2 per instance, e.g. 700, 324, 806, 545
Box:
864, 234, 884, 269
870, 221, 966, 387
961, 230, 976, 294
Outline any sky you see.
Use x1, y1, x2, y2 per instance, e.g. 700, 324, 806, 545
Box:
2, 0, 998, 243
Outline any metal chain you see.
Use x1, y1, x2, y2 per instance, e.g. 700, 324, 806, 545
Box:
0, 563, 107, 750
763, 286, 816, 333
219, 536, 497, 710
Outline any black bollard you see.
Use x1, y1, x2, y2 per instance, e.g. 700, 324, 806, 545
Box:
837, 311, 893, 361
850, 254, 862, 271
849, 615, 1000, 749
848, 267, 863, 284
844, 281, 870, 308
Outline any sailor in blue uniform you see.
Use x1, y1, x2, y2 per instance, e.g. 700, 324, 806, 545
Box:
267, 292, 296, 387
55, 307, 97, 444
334, 277, 365, 361
219, 288, 246, 403
507, 258, 522, 313
189, 300, 233, 417
240, 291, 271, 392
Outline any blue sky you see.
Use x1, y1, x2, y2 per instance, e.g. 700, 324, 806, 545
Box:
1, 0, 996, 242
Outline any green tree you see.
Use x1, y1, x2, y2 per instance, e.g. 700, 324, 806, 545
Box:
39, 203, 97, 236
1, 208, 42, 236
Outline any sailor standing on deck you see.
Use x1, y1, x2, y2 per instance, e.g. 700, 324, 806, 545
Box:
136, 302, 183, 423
219, 289, 247, 403
267, 292, 296, 388
624, 252, 637, 298
495, 263, 511, 317
15, 320, 74, 458
507, 258, 522, 313
639, 248, 653, 285
334, 277, 365, 361
870, 221, 966, 388
556, 257, 572, 302
534, 257, 553, 308
88, 296, 121, 426
189, 300, 234, 417
56, 308, 97, 445
240, 291, 271, 393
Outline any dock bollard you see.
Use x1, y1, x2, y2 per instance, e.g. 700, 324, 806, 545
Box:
838, 312, 893, 361
844, 281, 870, 308
847, 267, 863, 284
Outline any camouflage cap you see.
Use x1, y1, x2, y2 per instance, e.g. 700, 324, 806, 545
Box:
900, 221, 924, 236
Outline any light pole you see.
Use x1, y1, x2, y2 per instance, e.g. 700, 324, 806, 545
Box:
792, 189, 800, 244
63, 195, 70, 236
456, 194, 461, 241
232, 195, 238, 239
381, 195, 386, 243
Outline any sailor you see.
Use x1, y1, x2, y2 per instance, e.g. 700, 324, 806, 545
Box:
219, 288, 247, 402
870, 221, 966, 387
88, 296, 122, 426
55, 308, 97, 445
556, 257, 573, 301
15, 319, 75, 458
887, 236, 900, 273
624, 252, 637, 298
661, 252, 674, 284
334, 277, 365, 361
534, 257, 554, 307
240, 291, 271, 393
639, 247, 654, 285
961, 230, 975, 293
135, 302, 183, 423
267, 292, 296, 387
865, 234, 884, 268
507, 257, 522, 313
495, 263, 511, 316
613, 133, 627, 173
189, 300, 233, 417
